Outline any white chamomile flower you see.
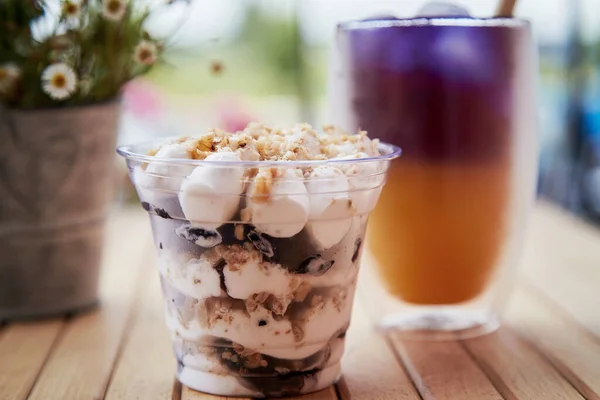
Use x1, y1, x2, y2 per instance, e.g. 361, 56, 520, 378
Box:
62, 0, 81, 21
102, 0, 127, 22
0, 63, 21, 94
133, 41, 158, 66
41, 63, 78, 100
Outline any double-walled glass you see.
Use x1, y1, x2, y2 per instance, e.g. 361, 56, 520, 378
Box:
331, 18, 539, 339
118, 141, 400, 397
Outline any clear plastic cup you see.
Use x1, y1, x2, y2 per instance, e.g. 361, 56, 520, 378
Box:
117, 140, 400, 397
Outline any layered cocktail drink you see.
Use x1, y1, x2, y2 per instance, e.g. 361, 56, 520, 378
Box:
333, 17, 538, 335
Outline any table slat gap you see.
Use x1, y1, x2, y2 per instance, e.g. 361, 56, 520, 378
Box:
172, 378, 183, 400
506, 287, 600, 399
520, 205, 600, 339
521, 280, 600, 346
508, 330, 599, 400
22, 319, 69, 400
391, 336, 504, 400
0, 319, 66, 400
334, 379, 349, 400
342, 265, 421, 400
461, 327, 585, 400
104, 249, 178, 400
457, 339, 516, 400
382, 335, 425, 400
27, 209, 150, 400
522, 272, 600, 339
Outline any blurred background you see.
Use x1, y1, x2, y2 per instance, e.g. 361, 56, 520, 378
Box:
118, 0, 600, 225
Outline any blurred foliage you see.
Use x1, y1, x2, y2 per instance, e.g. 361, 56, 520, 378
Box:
237, 3, 299, 80
0, 0, 188, 109
146, 2, 328, 101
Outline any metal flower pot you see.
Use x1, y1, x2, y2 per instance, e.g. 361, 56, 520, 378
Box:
0, 101, 120, 319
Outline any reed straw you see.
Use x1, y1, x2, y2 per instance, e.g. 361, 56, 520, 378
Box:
495, 0, 518, 17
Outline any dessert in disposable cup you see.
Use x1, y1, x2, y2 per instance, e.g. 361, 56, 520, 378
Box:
117, 123, 400, 397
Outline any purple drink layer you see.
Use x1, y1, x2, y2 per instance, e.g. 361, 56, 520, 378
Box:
335, 18, 536, 306
339, 18, 531, 163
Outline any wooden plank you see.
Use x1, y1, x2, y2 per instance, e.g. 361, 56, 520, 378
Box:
104, 258, 175, 400
0, 320, 64, 400
337, 298, 419, 400
462, 326, 584, 399
520, 202, 600, 337
391, 338, 503, 400
354, 254, 498, 400
506, 287, 600, 400
172, 379, 182, 400
181, 385, 248, 400
288, 387, 339, 400
365, 241, 500, 397
28, 207, 151, 400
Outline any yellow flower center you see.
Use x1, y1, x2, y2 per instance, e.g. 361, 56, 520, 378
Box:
107, 0, 122, 13
52, 74, 67, 89
139, 48, 153, 62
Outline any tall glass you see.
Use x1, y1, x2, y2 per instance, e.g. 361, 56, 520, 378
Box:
331, 18, 538, 339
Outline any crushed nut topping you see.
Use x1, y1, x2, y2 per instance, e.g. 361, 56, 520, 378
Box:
293, 281, 312, 302
291, 324, 304, 343
150, 123, 380, 163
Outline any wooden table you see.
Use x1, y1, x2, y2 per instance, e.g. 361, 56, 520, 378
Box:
1, 201, 600, 400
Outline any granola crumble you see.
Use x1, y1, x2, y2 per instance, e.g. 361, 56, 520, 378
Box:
150, 123, 380, 163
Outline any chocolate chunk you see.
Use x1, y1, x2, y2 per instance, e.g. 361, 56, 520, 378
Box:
297, 256, 334, 276
217, 222, 247, 244
239, 369, 319, 397
263, 230, 314, 269
272, 314, 284, 322
258, 320, 267, 327
140, 201, 172, 219
247, 231, 275, 258
208, 337, 324, 396
176, 224, 222, 248
154, 207, 172, 219
352, 238, 362, 263
150, 218, 206, 258
213, 259, 228, 293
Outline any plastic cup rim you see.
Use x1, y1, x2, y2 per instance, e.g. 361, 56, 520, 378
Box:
338, 17, 530, 31
117, 139, 401, 168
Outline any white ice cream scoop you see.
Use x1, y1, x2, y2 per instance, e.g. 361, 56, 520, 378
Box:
247, 168, 309, 238
136, 142, 195, 202
179, 152, 244, 229
305, 166, 355, 250
157, 252, 224, 300
147, 143, 195, 182
337, 153, 385, 215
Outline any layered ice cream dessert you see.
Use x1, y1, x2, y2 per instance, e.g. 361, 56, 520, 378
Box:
120, 123, 398, 397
